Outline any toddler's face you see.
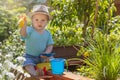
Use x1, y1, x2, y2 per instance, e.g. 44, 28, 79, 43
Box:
32, 13, 48, 31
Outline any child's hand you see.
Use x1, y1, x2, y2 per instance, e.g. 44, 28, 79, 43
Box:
40, 53, 55, 62
40, 55, 48, 59
18, 14, 27, 28
40, 53, 50, 62
40, 55, 50, 62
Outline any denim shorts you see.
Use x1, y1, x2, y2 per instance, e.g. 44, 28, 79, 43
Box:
23, 54, 44, 67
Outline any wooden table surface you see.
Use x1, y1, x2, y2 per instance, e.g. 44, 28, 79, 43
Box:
47, 71, 93, 80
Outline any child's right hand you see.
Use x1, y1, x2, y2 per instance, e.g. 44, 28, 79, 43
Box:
18, 14, 27, 28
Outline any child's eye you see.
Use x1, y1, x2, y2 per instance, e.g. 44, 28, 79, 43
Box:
35, 19, 39, 21
41, 20, 45, 21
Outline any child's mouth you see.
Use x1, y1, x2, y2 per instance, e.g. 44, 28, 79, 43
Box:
38, 25, 42, 28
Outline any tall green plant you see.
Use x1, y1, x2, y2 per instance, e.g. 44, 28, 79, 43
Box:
83, 31, 120, 80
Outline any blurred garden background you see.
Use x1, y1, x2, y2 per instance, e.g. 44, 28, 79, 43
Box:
1, 0, 120, 80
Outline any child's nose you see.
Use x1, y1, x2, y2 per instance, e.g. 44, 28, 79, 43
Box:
38, 21, 43, 24
38, 21, 42, 25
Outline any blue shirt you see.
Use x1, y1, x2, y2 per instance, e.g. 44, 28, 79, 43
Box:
21, 26, 54, 56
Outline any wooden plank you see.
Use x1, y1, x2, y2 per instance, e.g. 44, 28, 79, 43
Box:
47, 71, 93, 80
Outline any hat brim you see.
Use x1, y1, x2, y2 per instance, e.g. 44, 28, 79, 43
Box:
29, 12, 52, 20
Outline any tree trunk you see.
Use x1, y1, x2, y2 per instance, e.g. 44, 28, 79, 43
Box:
92, 0, 99, 38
